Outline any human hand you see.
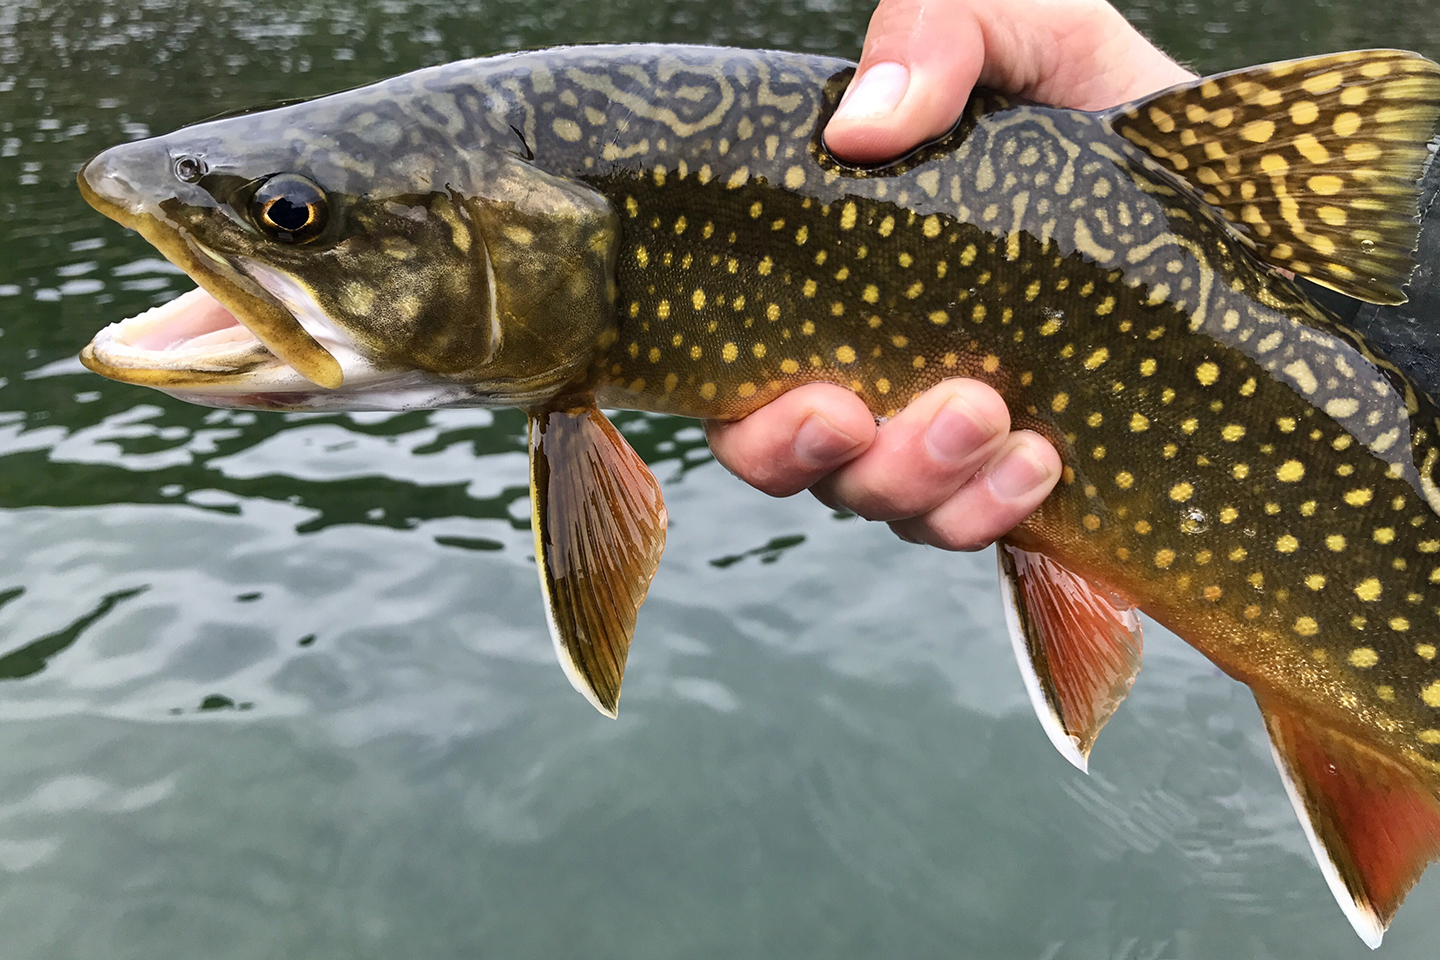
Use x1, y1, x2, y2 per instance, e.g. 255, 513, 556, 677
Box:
706, 0, 1197, 551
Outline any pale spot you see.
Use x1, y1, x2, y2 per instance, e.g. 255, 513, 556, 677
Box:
1293, 616, 1319, 636
835, 345, 856, 364
1326, 534, 1346, 551
1417, 644, 1438, 661
1354, 577, 1382, 602
1170, 482, 1194, 502
1155, 549, 1176, 569
1275, 460, 1305, 483
1221, 424, 1245, 441
1276, 534, 1299, 553
1195, 361, 1220, 386
1349, 647, 1379, 668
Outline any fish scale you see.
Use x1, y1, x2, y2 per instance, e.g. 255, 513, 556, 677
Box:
72, 43, 1440, 944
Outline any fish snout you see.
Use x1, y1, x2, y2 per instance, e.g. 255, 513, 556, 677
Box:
77, 141, 167, 220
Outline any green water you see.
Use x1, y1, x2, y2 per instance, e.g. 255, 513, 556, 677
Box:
3, 1, 1440, 956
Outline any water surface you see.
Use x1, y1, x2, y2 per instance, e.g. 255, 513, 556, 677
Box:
3, 1, 1440, 957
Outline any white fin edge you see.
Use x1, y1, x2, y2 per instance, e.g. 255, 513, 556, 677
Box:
996, 546, 1089, 774
1265, 736, 1385, 949
529, 483, 619, 720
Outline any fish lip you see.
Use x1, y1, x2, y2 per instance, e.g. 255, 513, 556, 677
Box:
77, 154, 346, 390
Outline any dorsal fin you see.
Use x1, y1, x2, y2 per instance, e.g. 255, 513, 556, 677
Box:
528, 398, 667, 717
1104, 50, 1440, 304
1258, 695, 1440, 947
996, 542, 1143, 771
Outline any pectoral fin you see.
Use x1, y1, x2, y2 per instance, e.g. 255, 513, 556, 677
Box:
997, 541, 1144, 771
528, 400, 667, 717
1257, 695, 1440, 948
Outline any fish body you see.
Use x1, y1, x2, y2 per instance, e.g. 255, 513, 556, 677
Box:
76, 44, 1440, 943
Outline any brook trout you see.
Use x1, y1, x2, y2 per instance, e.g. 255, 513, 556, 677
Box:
76, 44, 1440, 944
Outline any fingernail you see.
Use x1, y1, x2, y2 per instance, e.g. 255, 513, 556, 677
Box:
988, 445, 1056, 501
833, 61, 909, 122
925, 398, 999, 463
795, 414, 864, 468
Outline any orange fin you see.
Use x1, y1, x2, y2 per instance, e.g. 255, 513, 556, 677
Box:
996, 541, 1143, 771
1105, 50, 1440, 304
528, 400, 667, 718
1258, 696, 1440, 948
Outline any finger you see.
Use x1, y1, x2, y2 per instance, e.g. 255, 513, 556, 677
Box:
887, 430, 1061, 550
704, 382, 875, 498
825, 0, 984, 165
810, 378, 1009, 521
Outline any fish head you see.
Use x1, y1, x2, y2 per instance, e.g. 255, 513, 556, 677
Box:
78, 95, 620, 410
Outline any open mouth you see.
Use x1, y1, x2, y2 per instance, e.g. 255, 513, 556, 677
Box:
81, 286, 287, 388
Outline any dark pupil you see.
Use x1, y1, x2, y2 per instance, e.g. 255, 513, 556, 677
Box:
267, 196, 312, 232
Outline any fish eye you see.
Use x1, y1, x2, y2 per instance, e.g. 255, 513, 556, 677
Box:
251, 174, 329, 244
173, 155, 207, 183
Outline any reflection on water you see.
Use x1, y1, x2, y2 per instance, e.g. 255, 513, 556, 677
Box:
2, 0, 1440, 956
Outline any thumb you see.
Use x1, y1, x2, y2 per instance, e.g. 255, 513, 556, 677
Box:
824, 0, 985, 165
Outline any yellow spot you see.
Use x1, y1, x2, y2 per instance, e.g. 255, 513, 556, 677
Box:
1333, 111, 1362, 137
1051, 393, 1069, 413
1276, 534, 1299, 553
690, 345, 702, 360
635, 246, 650, 268
780, 358, 799, 374
835, 345, 856, 364
699, 382, 717, 400
692, 289, 707, 311
1128, 413, 1149, 433
1309, 174, 1344, 195
1343, 488, 1373, 506
1241, 119, 1276, 142
922, 215, 941, 238
1083, 348, 1110, 370
1233, 463, 1250, 480
1349, 647, 1379, 668
1115, 471, 1134, 489
862, 284, 879, 304
1096, 296, 1115, 316
1290, 100, 1319, 124
1220, 506, 1239, 524
1378, 685, 1396, 702
1083, 514, 1101, 531
1417, 644, 1438, 661
752, 342, 766, 359
1421, 729, 1440, 744
1195, 362, 1220, 386
1391, 617, 1411, 632
1305, 574, 1327, 591
876, 378, 890, 395
983, 354, 1000, 373
1134, 521, 1152, 534
840, 202, 857, 230
1155, 549, 1176, 569
1170, 482, 1194, 502
1221, 424, 1245, 442
766, 303, 781, 322
1275, 460, 1305, 483
1229, 547, 1248, 561
1293, 616, 1319, 637
1326, 534, 1346, 551
721, 342, 738, 363
878, 215, 895, 237
737, 382, 757, 398
1354, 577, 1382, 602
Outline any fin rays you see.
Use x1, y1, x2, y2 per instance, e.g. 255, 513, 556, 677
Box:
529, 401, 667, 717
1106, 49, 1440, 303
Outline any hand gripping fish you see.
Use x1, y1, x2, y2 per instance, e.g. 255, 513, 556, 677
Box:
76, 44, 1440, 944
